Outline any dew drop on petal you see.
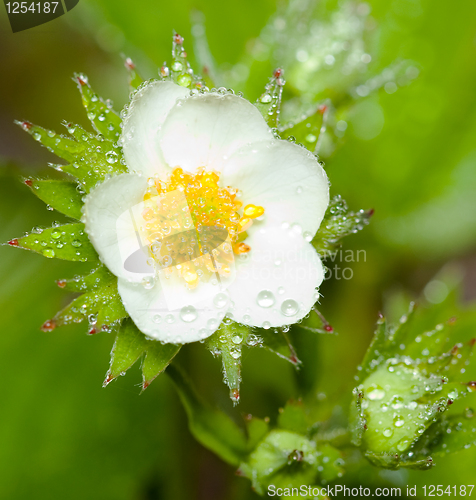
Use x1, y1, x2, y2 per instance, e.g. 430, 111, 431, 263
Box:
165, 314, 175, 324
180, 305, 197, 323
257, 290, 275, 308
281, 299, 299, 317
213, 293, 228, 308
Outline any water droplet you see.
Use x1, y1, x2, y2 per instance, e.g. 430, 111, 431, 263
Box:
231, 348, 241, 359
42, 248, 55, 258
397, 439, 409, 452
165, 314, 175, 324
106, 151, 118, 164
281, 299, 299, 317
180, 305, 197, 323
213, 293, 228, 308
277, 286, 285, 295
142, 276, 155, 289
394, 416, 405, 427
383, 428, 393, 438
232, 334, 242, 345
367, 387, 386, 401
153, 314, 162, 324
257, 290, 275, 308
71, 240, 82, 247
262, 321, 271, 329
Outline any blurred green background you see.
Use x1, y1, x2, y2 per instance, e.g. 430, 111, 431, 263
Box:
1, 0, 476, 498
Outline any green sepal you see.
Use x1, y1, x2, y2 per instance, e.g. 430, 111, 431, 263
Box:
25, 179, 84, 219
105, 318, 146, 382
278, 400, 312, 435
349, 387, 367, 447
255, 70, 284, 129
74, 73, 122, 142
59, 264, 116, 293
161, 34, 204, 89
312, 195, 372, 260
206, 321, 251, 404
123, 56, 144, 91
104, 318, 180, 390
15, 223, 97, 262
167, 363, 248, 466
49, 280, 126, 332
413, 410, 476, 458
60, 121, 127, 191
279, 106, 324, 153
16, 120, 127, 192
15, 120, 84, 163
258, 328, 301, 366
142, 341, 181, 389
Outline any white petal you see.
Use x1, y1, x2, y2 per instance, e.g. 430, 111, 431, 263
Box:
158, 92, 273, 173
118, 278, 230, 343
83, 173, 153, 281
121, 81, 190, 177
223, 140, 329, 238
227, 226, 324, 328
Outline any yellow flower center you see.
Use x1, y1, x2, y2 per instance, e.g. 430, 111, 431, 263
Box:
140, 167, 264, 289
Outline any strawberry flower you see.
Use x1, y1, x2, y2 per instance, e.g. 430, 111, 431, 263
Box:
83, 81, 329, 344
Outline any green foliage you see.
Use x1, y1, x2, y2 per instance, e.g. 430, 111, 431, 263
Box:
106, 318, 181, 389
167, 363, 249, 466
312, 195, 372, 259
25, 179, 84, 219
350, 301, 476, 469
12, 223, 97, 262
238, 430, 343, 496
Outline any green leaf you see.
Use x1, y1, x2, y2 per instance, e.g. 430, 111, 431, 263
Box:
25, 179, 84, 219
46, 280, 127, 333
279, 105, 325, 153
14, 223, 97, 262
312, 195, 372, 259
74, 73, 122, 142
206, 321, 251, 404
167, 363, 248, 466
58, 264, 116, 292
123, 56, 144, 91
104, 318, 180, 389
